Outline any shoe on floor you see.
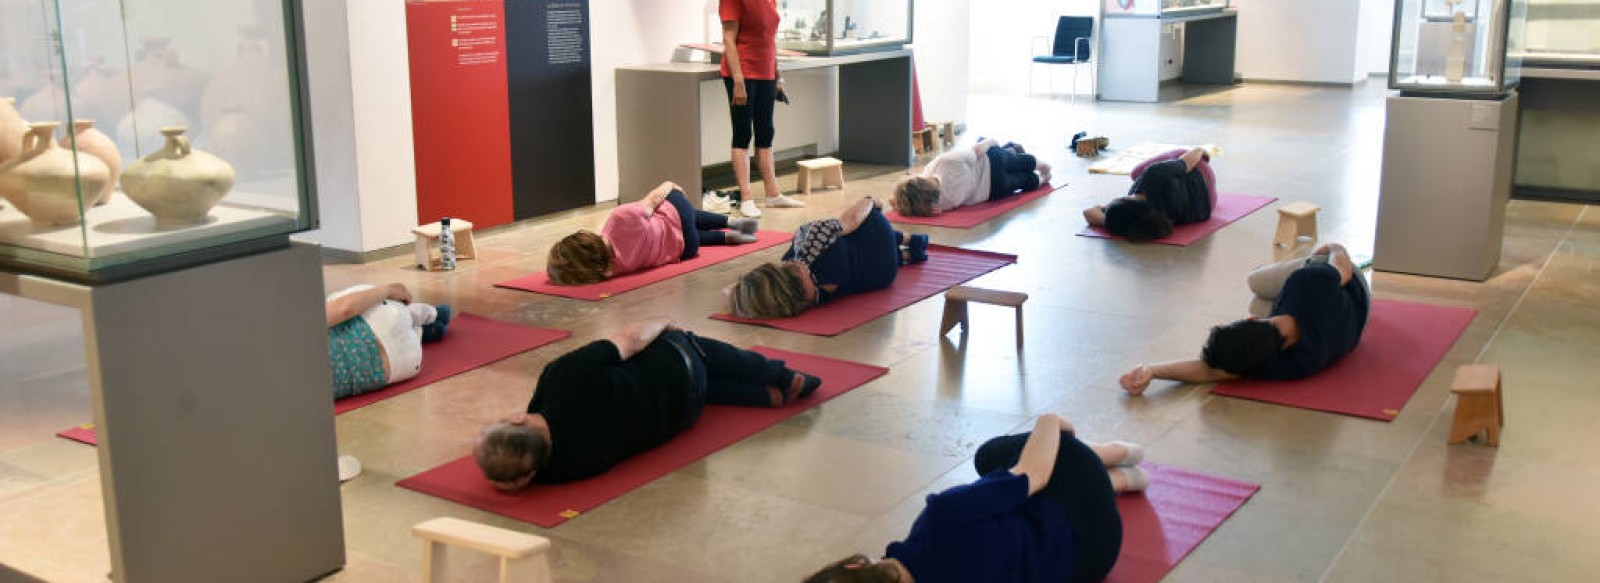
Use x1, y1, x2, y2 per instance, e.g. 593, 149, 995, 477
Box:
906, 234, 930, 264
766, 194, 807, 208
421, 304, 451, 343
739, 199, 762, 218
702, 191, 733, 213
338, 455, 362, 483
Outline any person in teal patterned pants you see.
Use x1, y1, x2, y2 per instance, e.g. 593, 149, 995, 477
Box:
326, 283, 451, 399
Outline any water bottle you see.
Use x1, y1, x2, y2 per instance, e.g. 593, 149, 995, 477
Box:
438, 217, 457, 271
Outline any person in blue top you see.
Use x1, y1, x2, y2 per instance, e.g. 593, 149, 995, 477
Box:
805, 414, 1148, 583
1119, 243, 1370, 395
727, 196, 930, 319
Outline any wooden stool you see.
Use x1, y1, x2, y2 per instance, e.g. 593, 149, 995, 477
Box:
795, 157, 845, 195
412, 219, 478, 270
913, 127, 937, 154
940, 285, 1029, 348
1273, 202, 1321, 248
415, 517, 552, 583
933, 121, 956, 147
1448, 364, 1504, 446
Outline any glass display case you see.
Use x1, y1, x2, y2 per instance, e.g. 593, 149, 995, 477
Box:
1390, 0, 1530, 95
775, 0, 912, 56
1517, 0, 1600, 66
0, 0, 313, 282
1102, 0, 1231, 17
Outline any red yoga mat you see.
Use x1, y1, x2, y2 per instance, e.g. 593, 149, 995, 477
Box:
396, 347, 889, 527
1077, 193, 1277, 246
1108, 462, 1260, 583
885, 184, 1058, 229
1211, 299, 1476, 421
56, 313, 570, 446
711, 245, 1017, 336
494, 230, 790, 301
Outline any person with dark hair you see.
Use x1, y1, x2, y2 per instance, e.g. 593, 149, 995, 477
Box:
546, 180, 759, 285
325, 283, 450, 400
720, 0, 805, 217
805, 414, 1147, 583
889, 139, 1052, 217
727, 196, 928, 319
1120, 243, 1370, 395
472, 317, 820, 490
1083, 147, 1217, 242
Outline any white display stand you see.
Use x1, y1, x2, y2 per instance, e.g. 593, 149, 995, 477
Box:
0, 195, 295, 259
0, 242, 345, 582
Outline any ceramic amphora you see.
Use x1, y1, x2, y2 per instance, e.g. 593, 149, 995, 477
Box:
0, 122, 111, 226
60, 120, 122, 206
0, 97, 25, 164
121, 126, 235, 224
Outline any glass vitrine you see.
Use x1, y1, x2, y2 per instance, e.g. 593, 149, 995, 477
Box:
0, 0, 313, 282
1518, 0, 1600, 65
776, 0, 912, 56
1390, 0, 1529, 94
1102, 0, 1230, 17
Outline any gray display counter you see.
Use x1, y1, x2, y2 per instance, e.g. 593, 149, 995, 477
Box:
615, 48, 913, 204
1512, 61, 1600, 203
1098, 10, 1238, 103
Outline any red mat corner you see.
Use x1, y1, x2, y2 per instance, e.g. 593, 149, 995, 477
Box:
58, 313, 569, 446
494, 230, 791, 301
1109, 462, 1260, 583
1077, 193, 1277, 246
396, 347, 889, 527
1211, 299, 1476, 420
885, 184, 1059, 229
711, 244, 1018, 336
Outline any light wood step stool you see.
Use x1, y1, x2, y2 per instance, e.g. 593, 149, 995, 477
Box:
1273, 202, 1320, 248
1448, 363, 1504, 446
932, 121, 956, 147
940, 285, 1029, 349
913, 126, 937, 154
414, 517, 552, 583
795, 157, 845, 195
412, 219, 477, 270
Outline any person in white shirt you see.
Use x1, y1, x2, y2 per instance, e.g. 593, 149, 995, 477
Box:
890, 139, 1052, 217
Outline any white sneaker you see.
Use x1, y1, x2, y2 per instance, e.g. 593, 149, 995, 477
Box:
739, 199, 762, 217
766, 194, 807, 208
702, 191, 732, 213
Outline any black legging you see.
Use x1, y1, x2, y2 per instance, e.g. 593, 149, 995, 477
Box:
974, 432, 1122, 583
663, 331, 791, 429
984, 146, 1041, 201
723, 77, 777, 149
663, 188, 732, 260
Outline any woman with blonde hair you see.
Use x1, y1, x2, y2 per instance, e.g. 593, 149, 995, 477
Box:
728, 197, 927, 319
547, 180, 758, 285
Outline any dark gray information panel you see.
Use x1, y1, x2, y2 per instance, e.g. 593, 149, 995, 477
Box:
505, 0, 595, 218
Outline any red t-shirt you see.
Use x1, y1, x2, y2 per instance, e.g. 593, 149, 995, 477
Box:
719, 0, 780, 81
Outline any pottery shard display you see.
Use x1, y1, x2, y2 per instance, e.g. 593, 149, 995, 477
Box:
121, 126, 235, 224
0, 122, 111, 226
0, 97, 25, 164
60, 120, 122, 206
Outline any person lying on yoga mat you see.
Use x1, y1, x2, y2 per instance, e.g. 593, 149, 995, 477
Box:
1083, 146, 1217, 242
471, 317, 821, 491
889, 138, 1053, 217
326, 283, 451, 399
1120, 243, 1370, 395
727, 196, 928, 319
546, 180, 760, 285
805, 413, 1147, 583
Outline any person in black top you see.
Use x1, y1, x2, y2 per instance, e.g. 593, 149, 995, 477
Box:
1083, 147, 1217, 242
472, 317, 821, 490
1119, 243, 1369, 395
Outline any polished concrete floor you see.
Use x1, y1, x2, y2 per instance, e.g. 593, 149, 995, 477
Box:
2, 81, 1597, 582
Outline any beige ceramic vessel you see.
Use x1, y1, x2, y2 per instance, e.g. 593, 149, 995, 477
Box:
120, 126, 235, 224
60, 120, 122, 206
0, 97, 25, 164
0, 122, 111, 226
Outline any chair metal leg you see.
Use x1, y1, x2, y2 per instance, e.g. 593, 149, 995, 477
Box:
1071, 65, 1079, 104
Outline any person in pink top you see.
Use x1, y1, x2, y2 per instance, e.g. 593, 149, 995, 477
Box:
546, 181, 759, 285
720, 0, 805, 217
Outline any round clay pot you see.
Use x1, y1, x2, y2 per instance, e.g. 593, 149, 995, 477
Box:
0, 97, 26, 165
121, 126, 235, 225
0, 122, 111, 226
60, 120, 123, 206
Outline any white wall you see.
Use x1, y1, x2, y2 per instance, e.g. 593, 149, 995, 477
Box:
1234, 0, 1366, 83
1360, 0, 1397, 76
968, 0, 1099, 95
912, 0, 972, 123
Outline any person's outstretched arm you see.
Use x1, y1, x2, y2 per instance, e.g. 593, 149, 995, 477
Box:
1083, 204, 1107, 226
837, 197, 879, 235
326, 283, 410, 327
1315, 242, 1355, 285
1120, 359, 1236, 395
641, 180, 678, 213
606, 317, 675, 360
1010, 414, 1066, 495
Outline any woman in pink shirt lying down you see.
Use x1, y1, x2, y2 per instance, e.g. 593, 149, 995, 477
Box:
546, 181, 760, 285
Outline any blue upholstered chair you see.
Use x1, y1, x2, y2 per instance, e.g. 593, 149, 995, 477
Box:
1030, 16, 1096, 100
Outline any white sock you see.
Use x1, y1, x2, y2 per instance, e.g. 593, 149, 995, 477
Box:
1113, 466, 1150, 493
1108, 441, 1144, 467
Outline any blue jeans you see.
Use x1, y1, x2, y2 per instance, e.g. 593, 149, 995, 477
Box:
665, 189, 732, 260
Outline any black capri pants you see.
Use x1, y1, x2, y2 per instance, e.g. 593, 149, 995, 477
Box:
723, 77, 778, 149
974, 432, 1123, 583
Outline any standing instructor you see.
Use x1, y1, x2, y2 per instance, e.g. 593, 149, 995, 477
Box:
721, 0, 805, 218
